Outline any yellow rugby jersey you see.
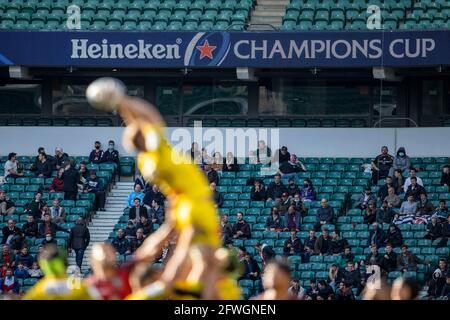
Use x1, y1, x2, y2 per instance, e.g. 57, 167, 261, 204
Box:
23, 277, 95, 300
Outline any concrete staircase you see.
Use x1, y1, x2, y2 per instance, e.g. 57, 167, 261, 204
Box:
67, 181, 134, 273
248, 0, 289, 30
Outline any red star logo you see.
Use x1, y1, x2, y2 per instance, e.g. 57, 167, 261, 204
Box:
196, 40, 217, 60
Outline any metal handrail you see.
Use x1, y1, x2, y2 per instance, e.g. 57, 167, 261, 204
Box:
373, 117, 418, 127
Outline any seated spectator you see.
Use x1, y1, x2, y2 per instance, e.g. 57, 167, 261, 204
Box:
380, 243, 398, 273
291, 192, 306, 215
283, 231, 302, 256
328, 263, 343, 291
38, 213, 69, 238
186, 142, 200, 164
429, 260, 450, 299
134, 174, 150, 192
210, 152, 223, 172
0, 245, 15, 268
363, 201, 377, 224
231, 212, 251, 240
299, 178, 316, 202
277, 154, 306, 180
286, 177, 300, 197
256, 140, 271, 165
1, 220, 21, 245
377, 176, 395, 201
424, 216, 444, 241
250, 180, 266, 201
278, 146, 291, 164
390, 147, 411, 177
433, 200, 449, 223
392, 169, 405, 195
314, 228, 332, 255
302, 230, 317, 263
285, 205, 302, 231
210, 182, 223, 208
416, 193, 434, 217
440, 215, 450, 247
395, 195, 418, 225
49, 198, 66, 224
276, 192, 292, 215
41, 233, 57, 246
39, 203, 51, 221
368, 222, 385, 247
22, 215, 38, 238
266, 174, 288, 201
89, 141, 104, 164
8, 230, 25, 253
131, 228, 146, 252
356, 187, 377, 210
384, 187, 401, 208
397, 244, 421, 272
14, 246, 33, 268
136, 215, 153, 236
371, 146, 394, 185
124, 220, 137, 241
25, 191, 45, 221
101, 140, 119, 169
339, 246, 354, 268
255, 242, 275, 267
314, 199, 334, 232
330, 230, 348, 255
0, 268, 20, 295
440, 165, 450, 191
14, 262, 29, 279
265, 207, 284, 231
304, 278, 319, 300
143, 184, 165, 207
127, 184, 145, 208
84, 170, 106, 211
149, 199, 164, 225
317, 280, 335, 300
288, 278, 305, 300
78, 162, 88, 185
50, 168, 65, 193
403, 168, 424, 193
376, 200, 396, 224
31, 152, 52, 178
0, 190, 15, 216
366, 244, 382, 266
404, 177, 426, 202
129, 198, 148, 224
341, 261, 362, 291
62, 159, 79, 201
4, 152, 23, 178
335, 281, 356, 301
28, 262, 43, 279
241, 252, 261, 280
111, 229, 131, 256
220, 215, 233, 245
204, 164, 219, 185
384, 223, 403, 248
54, 147, 69, 170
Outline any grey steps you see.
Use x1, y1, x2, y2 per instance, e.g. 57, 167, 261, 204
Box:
257, 0, 289, 5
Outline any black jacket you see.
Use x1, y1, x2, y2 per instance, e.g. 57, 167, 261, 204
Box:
265, 215, 284, 230
377, 184, 394, 200
232, 221, 251, 239
404, 184, 427, 202
129, 206, 148, 221
283, 237, 302, 255
143, 189, 165, 207
381, 251, 398, 272
366, 253, 383, 266
34, 160, 52, 177
250, 186, 266, 201
426, 222, 443, 239
368, 229, 385, 247
212, 191, 224, 208
101, 149, 119, 164
69, 224, 90, 250
206, 170, 219, 185
242, 258, 261, 279
330, 238, 349, 255
55, 153, 69, 168
1, 226, 22, 244
89, 149, 104, 164
22, 221, 38, 238
342, 270, 361, 288
441, 172, 450, 187
376, 207, 396, 224
62, 168, 80, 192
222, 158, 239, 172
266, 182, 287, 200
384, 228, 403, 247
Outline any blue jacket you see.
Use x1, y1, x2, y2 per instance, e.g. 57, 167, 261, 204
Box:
85, 177, 103, 193
15, 253, 34, 268
368, 228, 385, 247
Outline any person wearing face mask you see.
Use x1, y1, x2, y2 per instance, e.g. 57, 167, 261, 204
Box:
300, 178, 316, 202
41, 233, 57, 246
291, 192, 306, 215
389, 147, 411, 177
101, 140, 120, 173
89, 141, 104, 164
286, 177, 300, 197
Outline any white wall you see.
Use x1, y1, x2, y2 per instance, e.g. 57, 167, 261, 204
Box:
0, 127, 448, 158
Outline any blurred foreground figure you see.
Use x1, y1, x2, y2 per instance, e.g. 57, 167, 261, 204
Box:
390, 277, 421, 300
86, 78, 222, 299
24, 244, 93, 300
253, 260, 296, 300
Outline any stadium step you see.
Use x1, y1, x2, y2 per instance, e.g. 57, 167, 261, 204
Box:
248, 0, 287, 30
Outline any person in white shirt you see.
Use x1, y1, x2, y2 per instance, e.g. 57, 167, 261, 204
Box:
403, 168, 423, 193
4, 152, 23, 178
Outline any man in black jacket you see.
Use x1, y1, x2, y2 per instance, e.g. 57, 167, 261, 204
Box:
250, 180, 266, 201
62, 159, 80, 201
266, 174, 288, 201
425, 216, 443, 240
68, 218, 90, 270
380, 243, 397, 273
54, 147, 69, 170
376, 200, 396, 224
366, 244, 383, 266
377, 176, 394, 201
204, 164, 219, 185
38, 213, 69, 238
330, 230, 348, 255
404, 177, 426, 202
22, 215, 38, 238
241, 252, 261, 280
129, 198, 148, 223
84, 170, 106, 211
210, 182, 224, 208
342, 261, 362, 291
1, 219, 22, 244
33, 152, 52, 178
101, 140, 120, 168
89, 141, 104, 164
283, 231, 302, 256
231, 212, 251, 240
220, 215, 233, 245
143, 184, 165, 207
314, 199, 334, 232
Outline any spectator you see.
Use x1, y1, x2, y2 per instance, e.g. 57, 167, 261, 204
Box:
199, 148, 211, 167
302, 230, 317, 263
377, 176, 394, 201
300, 178, 316, 202
15, 246, 34, 268
314, 199, 334, 232
4, 152, 23, 178
222, 152, 239, 172
14, 262, 29, 279
25, 191, 45, 221
416, 193, 434, 217
149, 199, 164, 225
266, 173, 287, 201
440, 215, 450, 247
380, 243, 398, 273
127, 184, 145, 208
403, 168, 424, 193
304, 278, 319, 300
62, 159, 80, 201
278, 146, 291, 164
288, 278, 305, 300
433, 200, 449, 223
124, 220, 137, 241
330, 230, 348, 255
363, 201, 377, 225
78, 162, 88, 184
28, 262, 43, 279
49, 198, 66, 224
397, 244, 421, 272
0, 268, 20, 295
286, 178, 300, 197
89, 141, 104, 164
220, 215, 233, 245
283, 231, 302, 256
371, 146, 394, 184
68, 218, 90, 271
356, 187, 377, 210
276, 192, 292, 215
84, 170, 106, 211
328, 263, 343, 291
314, 228, 332, 255
54, 147, 69, 170
340, 246, 354, 268
395, 195, 418, 225
278, 154, 306, 180
134, 174, 150, 192
255, 242, 275, 267
101, 140, 119, 168
8, 229, 25, 253
1, 220, 21, 245
50, 168, 65, 193
285, 205, 302, 231
366, 244, 382, 266
136, 215, 153, 236
38, 213, 69, 238
143, 184, 165, 207
129, 198, 148, 223
404, 177, 426, 202
204, 164, 219, 185
368, 222, 385, 247
31, 147, 53, 169
265, 207, 284, 231
376, 200, 396, 224
440, 165, 450, 191
41, 233, 57, 246
32, 152, 52, 178
210, 152, 223, 172
384, 223, 403, 247
342, 261, 362, 291
392, 169, 406, 195
291, 192, 306, 215
335, 281, 356, 301
132, 228, 146, 252
439, 275, 450, 298
0, 190, 15, 216
111, 229, 131, 256
22, 215, 38, 238
424, 217, 443, 241
210, 182, 224, 208
241, 252, 261, 280
256, 140, 271, 165
231, 212, 251, 239
427, 259, 449, 298
250, 180, 266, 201
390, 147, 411, 177
186, 142, 200, 163
317, 279, 334, 300
384, 186, 401, 208
0, 245, 15, 268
